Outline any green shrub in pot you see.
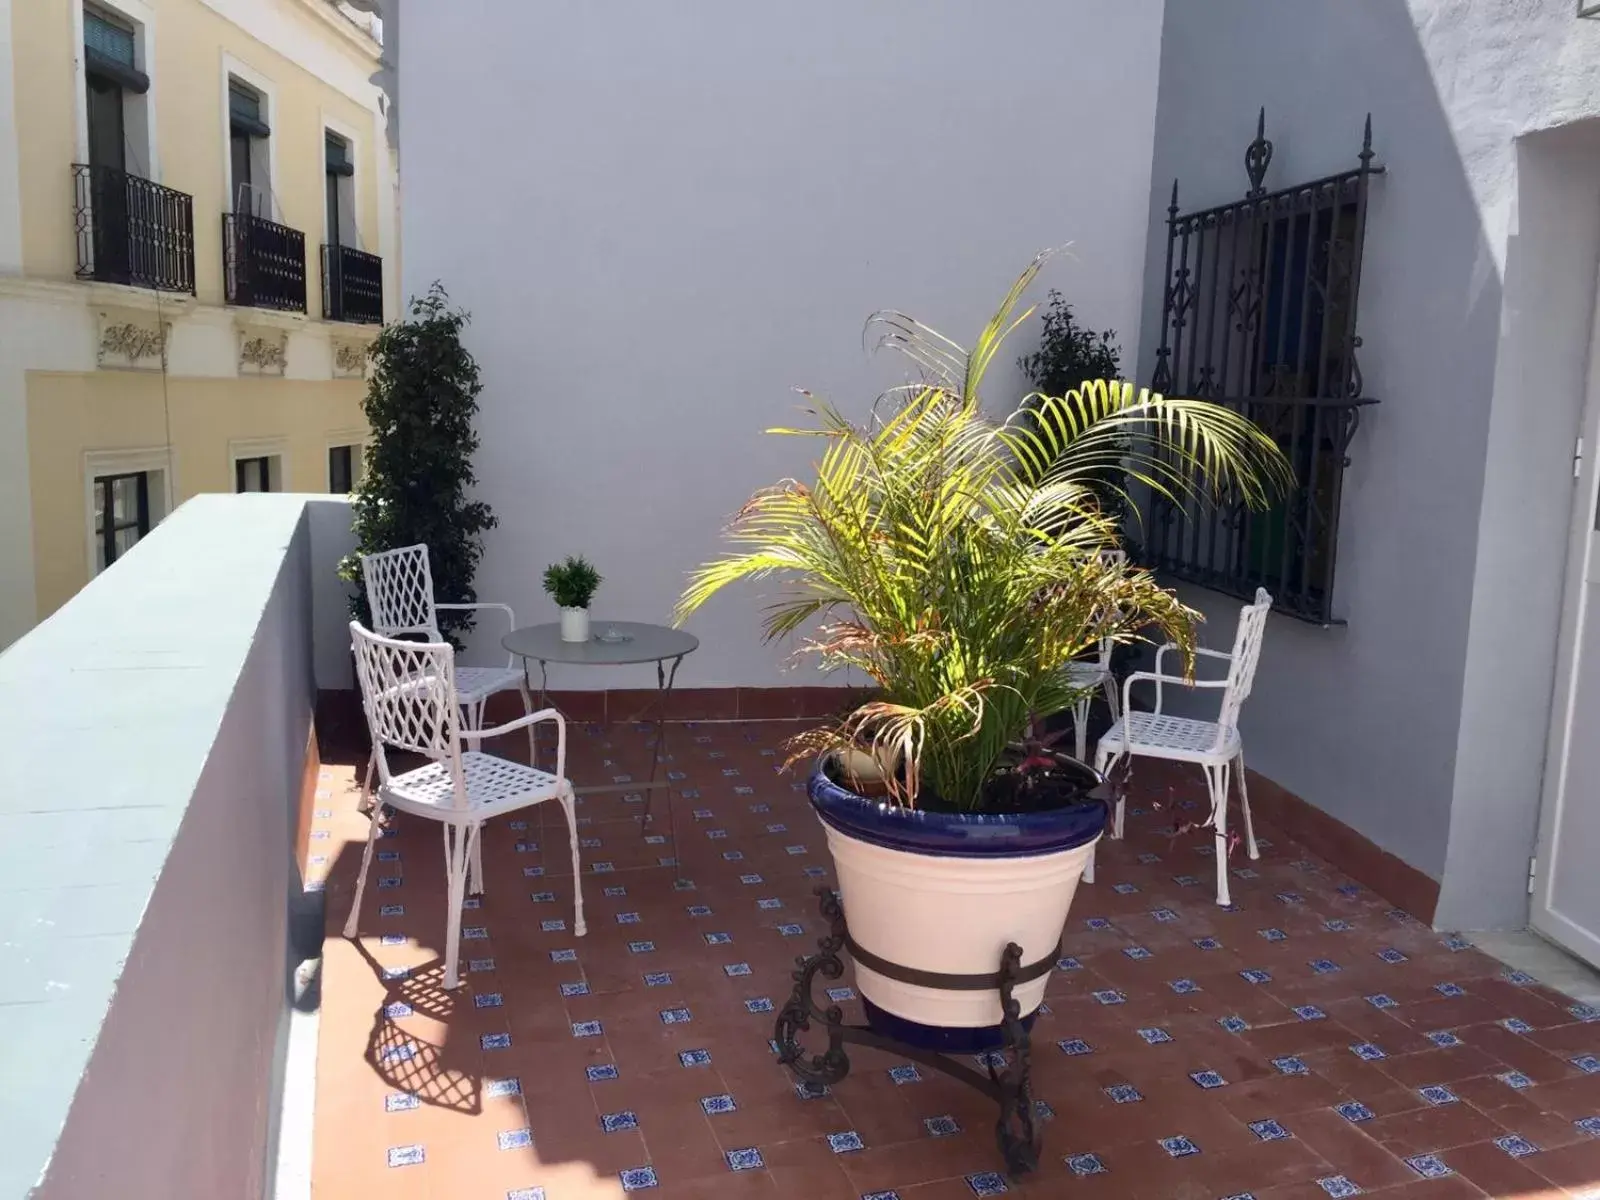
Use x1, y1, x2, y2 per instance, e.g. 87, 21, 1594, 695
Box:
544, 555, 602, 643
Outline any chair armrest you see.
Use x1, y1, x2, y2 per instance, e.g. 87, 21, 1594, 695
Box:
1122, 668, 1228, 720
1153, 641, 1180, 678
1151, 642, 1235, 697
437, 602, 517, 620
436, 602, 519, 667
1153, 641, 1234, 671
472, 707, 566, 782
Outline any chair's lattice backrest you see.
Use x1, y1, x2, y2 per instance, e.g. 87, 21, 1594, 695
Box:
1218, 588, 1272, 732
351, 621, 467, 807
362, 544, 440, 640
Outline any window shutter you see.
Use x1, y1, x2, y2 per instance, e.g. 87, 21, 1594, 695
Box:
229, 81, 271, 137
84, 8, 149, 93
325, 134, 354, 177
84, 9, 135, 66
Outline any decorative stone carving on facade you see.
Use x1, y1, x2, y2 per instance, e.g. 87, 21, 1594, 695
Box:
238, 329, 289, 376
96, 310, 169, 371
332, 339, 371, 379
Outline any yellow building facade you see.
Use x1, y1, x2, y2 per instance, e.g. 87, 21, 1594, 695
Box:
0, 0, 395, 648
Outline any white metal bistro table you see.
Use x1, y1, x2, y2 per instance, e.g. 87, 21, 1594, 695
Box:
502, 621, 699, 874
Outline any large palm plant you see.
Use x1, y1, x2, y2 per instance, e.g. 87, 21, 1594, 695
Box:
676, 255, 1292, 811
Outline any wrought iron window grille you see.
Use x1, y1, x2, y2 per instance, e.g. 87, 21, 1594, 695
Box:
1144, 109, 1384, 626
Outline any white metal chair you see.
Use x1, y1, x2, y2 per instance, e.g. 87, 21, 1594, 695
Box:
343, 621, 584, 989
361, 544, 535, 887
1061, 549, 1127, 763
361, 543, 532, 751
1087, 588, 1272, 907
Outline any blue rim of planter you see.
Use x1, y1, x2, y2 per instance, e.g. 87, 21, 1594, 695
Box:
807, 759, 1109, 858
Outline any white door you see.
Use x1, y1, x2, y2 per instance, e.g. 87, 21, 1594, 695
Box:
1532, 273, 1600, 965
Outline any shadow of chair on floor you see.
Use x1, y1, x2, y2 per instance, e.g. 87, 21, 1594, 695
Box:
350, 936, 485, 1115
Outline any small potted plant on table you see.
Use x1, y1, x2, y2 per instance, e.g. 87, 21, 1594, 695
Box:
544, 555, 602, 642
676, 254, 1287, 1058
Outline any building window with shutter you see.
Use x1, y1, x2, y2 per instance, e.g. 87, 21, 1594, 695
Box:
82, 4, 151, 176
325, 131, 355, 248
93, 471, 150, 571
235, 455, 278, 493
328, 444, 362, 493
227, 77, 273, 217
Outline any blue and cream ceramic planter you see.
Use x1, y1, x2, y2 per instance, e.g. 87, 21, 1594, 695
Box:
809, 759, 1107, 1052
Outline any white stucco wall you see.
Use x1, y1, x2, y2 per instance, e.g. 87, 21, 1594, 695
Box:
398, 0, 1166, 689
1142, 0, 1600, 928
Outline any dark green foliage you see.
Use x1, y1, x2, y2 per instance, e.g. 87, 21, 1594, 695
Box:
338, 283, 496, 646
543, 556, 602, 609
1017, 290, 1122, 397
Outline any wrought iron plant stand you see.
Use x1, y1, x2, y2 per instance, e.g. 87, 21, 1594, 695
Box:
774, 887, 1044, 1177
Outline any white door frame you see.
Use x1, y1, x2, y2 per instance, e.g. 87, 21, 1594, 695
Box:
1531, 258, 1600, 963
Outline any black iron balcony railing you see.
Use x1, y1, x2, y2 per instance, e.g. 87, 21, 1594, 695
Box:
321, 243, 383, 324
72, 163, 195, 294
223, 212, 307, 313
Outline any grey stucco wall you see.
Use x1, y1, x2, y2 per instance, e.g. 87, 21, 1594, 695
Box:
399, 0, 1166, 690
1142, 0, 1600, 927
0, 495, 339, 1198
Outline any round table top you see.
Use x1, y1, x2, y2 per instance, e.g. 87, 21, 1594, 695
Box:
502, 620, 700, 666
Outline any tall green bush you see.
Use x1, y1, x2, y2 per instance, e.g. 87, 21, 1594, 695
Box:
338, 284, 496, 645
1018, 289, 1122, 397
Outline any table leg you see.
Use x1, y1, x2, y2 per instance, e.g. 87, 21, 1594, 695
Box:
516, 648, 688, 883
640, 654, 686, 883
520, 657, 552, 769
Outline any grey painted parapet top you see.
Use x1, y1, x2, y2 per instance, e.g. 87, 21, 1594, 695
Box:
0, 494, 338, 1197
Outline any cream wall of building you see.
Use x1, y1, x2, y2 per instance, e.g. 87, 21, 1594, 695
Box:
0, 0, 395, 649
27, 364, 364, 618
10, 0, 386, 296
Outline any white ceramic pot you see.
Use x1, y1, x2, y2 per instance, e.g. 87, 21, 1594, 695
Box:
560, 606, 590, 643
807, 760, 1106, 1041
821, 822, 1096, 1029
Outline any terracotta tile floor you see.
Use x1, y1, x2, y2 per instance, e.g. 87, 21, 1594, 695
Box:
309, 721, 1600, 1199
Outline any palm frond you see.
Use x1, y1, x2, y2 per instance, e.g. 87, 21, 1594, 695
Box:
675, 256, 1287, 808
1005, 380, 1294, 509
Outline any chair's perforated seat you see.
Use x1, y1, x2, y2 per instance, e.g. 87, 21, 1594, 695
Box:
381, 751, 564, 819
1062, 660, 1112, 688
1100, 710, 1239, 765
454, 665, 524, 705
